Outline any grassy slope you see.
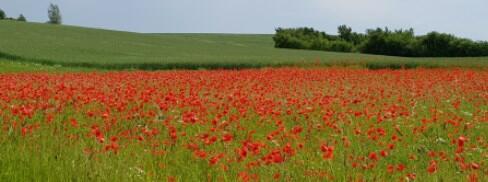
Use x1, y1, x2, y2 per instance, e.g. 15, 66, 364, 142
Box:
0, 59, 91, 73
0, 20, 487, 70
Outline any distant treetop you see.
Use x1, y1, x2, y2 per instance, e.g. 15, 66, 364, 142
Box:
17, 14, 26, 22
273, 26, 488, 57
48, 3, 62, 24
0, 9, 6, 19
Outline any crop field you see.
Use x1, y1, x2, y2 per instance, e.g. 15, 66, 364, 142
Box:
0, 59, 90, 73
1, 21, 488, 70
0, 68, 486, 181
1, 2, 487, 182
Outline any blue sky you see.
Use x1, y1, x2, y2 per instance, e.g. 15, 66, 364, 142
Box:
1, 0, 487, 40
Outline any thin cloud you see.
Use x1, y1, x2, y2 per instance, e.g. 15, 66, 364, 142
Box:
0, 0, 486, 40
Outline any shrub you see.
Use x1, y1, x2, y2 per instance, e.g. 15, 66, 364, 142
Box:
273, 27, 352, 52
416, 32, 488, 57
417, 32, 455, 57
17, 14, 26, 22
329, 41, 354, 52
360, 28, 418, 56
310, 39, 330, 51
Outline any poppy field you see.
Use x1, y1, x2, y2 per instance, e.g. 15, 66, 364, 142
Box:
0, 68, 486, 181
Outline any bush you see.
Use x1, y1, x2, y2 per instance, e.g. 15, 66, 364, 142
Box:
359, 28, 418, 56
329, 41, 354, 52
416, 32, 488, 57
273, 27, 352, 52
417, 32, 455, 56
273, 30, 308, 49
310, 39, 330, 51
17, 14, 26, 22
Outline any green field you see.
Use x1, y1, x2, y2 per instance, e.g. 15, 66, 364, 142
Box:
0, 19, 487, 182
1, 21, 487, 70
0, 59, 91, 72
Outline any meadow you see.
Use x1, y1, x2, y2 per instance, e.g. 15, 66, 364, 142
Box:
1, 21, 488, 70
0, 21, 487, 182
0, 59, 90, 73
0, 68, 486, 181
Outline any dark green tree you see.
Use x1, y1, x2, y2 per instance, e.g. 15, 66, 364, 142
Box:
17, 14, 26, 22
274, 26, 488, 57
48, 3, 62, 24
338, 25, 353, 42
418, 32, 455, 56
0, 9, 6, 20
359, 27, 418, 56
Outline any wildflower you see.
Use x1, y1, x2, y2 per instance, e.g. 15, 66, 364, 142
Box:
427, 160, 438, 174
369, 152, 378, 161
320, 144, 334, 160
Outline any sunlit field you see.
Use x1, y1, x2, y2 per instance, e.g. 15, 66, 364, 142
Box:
1, 21, 488, 70
0, 68, 486, 181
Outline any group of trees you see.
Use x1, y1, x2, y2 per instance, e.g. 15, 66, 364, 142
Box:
360, 28, 488, 57
273, 27, 355, 52
0, 3, 62, 24
0, 8, 27, 22
274, 26, 488, 57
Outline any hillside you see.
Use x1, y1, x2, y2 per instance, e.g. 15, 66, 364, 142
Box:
0, 21, 487, 70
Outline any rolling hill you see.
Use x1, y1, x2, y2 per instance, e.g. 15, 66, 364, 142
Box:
0, 21, 487, 70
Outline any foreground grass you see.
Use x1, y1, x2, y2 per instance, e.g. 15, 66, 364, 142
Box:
0, 69, 486, 181
1, 21, 487, 70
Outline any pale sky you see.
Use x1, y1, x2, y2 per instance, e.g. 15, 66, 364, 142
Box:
1, 0, 487, 40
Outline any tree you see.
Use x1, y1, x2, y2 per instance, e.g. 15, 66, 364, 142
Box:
418, 32, 455, 57
17, 14, 26, 22
0, 9, 6, 20
359, 27, 417, 56
48, 3, 62, 24
338, 25, 353, 42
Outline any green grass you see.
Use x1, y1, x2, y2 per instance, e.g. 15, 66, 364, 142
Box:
0, 70, 486, 181
1, 20, 487, 70
0, 59, 91, 73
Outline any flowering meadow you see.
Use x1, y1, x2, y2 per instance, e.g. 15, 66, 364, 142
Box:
0, 68, 486, 181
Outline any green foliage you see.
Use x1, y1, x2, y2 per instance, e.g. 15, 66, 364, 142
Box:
338, 25, 352, 42
275, 26, 488, 57
273, 27, 351, 52
48, 3, 62, 24
416, 32, 488, 57
360, 28, 418, 57
273, 27, 330, 50
329, 40, 354, 52
17, 14, 26, 22
0, 9, 5, 20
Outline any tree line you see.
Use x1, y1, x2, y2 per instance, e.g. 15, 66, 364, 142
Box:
273, 26, 488, 57
0, 3, 62, 24
0, 9, 26, 22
